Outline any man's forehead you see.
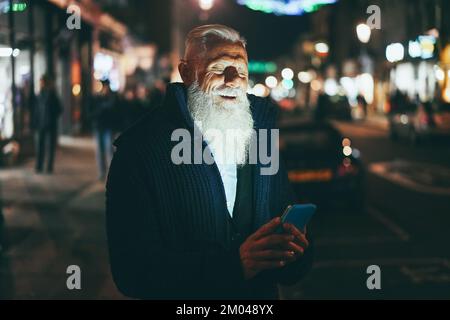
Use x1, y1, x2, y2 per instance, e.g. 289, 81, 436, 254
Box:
206, 43, 248, 63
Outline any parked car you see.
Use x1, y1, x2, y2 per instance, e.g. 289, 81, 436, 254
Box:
389, 101, 450, 144
279, 121, 365, 212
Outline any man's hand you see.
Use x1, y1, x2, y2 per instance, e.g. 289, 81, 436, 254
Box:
282, 223, 309, 257
239, 217, 308, 280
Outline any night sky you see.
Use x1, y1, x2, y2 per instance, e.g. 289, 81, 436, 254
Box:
103, 0, 311, 61
200, 0, 311, 60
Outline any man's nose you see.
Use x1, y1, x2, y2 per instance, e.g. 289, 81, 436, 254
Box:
224, 67, 240, 88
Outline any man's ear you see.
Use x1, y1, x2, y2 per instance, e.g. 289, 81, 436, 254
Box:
178, 62, 193, 86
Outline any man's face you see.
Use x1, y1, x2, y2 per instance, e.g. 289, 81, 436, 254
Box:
183, 42, 249, 107
184, 42, 253, 165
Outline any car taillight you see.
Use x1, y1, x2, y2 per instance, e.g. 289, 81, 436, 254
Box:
337, 157, 359, 177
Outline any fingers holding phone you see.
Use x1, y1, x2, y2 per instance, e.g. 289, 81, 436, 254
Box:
282, 223, 309, 256
240, 218, 299, 280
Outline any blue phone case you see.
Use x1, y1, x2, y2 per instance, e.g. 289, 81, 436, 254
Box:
280, 204, 316, 232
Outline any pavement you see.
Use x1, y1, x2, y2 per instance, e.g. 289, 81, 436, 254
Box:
0, 136, 125, 299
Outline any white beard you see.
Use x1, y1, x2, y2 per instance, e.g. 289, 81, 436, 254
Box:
187, 81, 254, 165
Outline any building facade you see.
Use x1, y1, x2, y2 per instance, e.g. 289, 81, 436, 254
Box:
0, 0, 131, 165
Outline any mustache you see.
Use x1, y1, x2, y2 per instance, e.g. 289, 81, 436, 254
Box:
211, 86, 246, 97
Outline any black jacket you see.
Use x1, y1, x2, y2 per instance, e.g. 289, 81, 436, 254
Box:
33, 89, 62, 130
105, 83, 313, 299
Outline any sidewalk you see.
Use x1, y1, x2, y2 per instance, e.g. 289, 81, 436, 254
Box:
0, 136, 124, 299
360, 112, 389, 131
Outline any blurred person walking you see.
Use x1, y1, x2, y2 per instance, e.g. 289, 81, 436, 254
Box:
33, 74, 62, 174
0, 193, 4, 254
90, 80, 118, 180
356, 94, 368, 119
148, 78, 170, 111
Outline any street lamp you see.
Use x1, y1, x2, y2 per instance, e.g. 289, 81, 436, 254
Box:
356, 23, 371, 43
199, 0, 214, 11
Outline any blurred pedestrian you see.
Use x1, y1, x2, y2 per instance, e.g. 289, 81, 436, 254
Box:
120, 86, 139, 131
90, 79, 117, 180
389, 89, 406, 114
33, 74, 62, 174
315, 91, 328, 122
356, 94, 368, 119
148, 78, 170, 111
134, 84, 151, 120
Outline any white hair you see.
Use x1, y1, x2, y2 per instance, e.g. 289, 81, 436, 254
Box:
184, 24, 247, 59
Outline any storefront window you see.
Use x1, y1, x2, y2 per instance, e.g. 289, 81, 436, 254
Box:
0, 4, 13, 140
13, 0, 31, 138
33, 3, 46, 96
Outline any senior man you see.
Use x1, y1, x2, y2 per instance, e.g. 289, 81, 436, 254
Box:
106, 24, 313, 299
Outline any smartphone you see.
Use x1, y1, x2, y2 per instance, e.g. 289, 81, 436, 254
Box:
278, 204, 316, 233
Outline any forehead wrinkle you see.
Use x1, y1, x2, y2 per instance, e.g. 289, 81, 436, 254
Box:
207, 55, 248, 69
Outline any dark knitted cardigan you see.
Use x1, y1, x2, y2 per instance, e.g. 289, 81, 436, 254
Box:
105, 83, 314, 299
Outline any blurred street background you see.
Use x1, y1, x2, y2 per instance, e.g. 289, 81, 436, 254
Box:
1, 0, 450, 299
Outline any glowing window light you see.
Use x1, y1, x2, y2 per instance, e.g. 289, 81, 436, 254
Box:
342, 138, 351, 147
444, 88, 450, 103
356, 23, 371, 43
0, 48, 13, 57
298, 71, 312, 83
343, 146, 352, 156
311, 79, 322, 91
282, 79, 294, 90
72, 84, 81, 96
236, 0, 337, 16
418, 35, 436, 59
324, 78, 338, 96
315, 42, 329, 54
434, 66, 444, 82
386, 43, 404, 63
0, 48, 20, 57
199, 0, 214, 11
356, 73, 374, 104
281, 68, 294, 80
408, 41, 421, 58
94, 81, 104, 93
265, 76, 278, 88
253, 83, 269, 97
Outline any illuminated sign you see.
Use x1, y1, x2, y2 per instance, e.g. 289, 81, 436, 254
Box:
248, 61, 277, 74
0, 1, 27, 13
237, 0, 337, 16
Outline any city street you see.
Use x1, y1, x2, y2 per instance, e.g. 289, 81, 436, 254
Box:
282, 119, 450, 299
1, 120, 449, 299
1, 0, 450, 301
